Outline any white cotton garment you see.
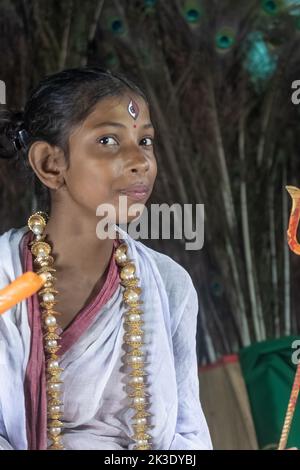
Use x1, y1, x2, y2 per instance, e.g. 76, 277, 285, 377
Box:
0, 225, 212, 450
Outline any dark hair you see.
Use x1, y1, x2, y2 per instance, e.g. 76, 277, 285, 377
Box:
0, 66, 148, 213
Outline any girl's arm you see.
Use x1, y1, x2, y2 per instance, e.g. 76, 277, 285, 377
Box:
169, 282, 212, 450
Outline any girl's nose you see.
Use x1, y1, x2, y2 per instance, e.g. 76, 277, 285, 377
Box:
126, 149, 150, 175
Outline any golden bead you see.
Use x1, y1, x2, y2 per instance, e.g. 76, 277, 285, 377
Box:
48, 398, 63, 407
45, 345, 60, 355
120, 263, 136, 281
115, 243, 129, 264
117, 243, 128, 254
48, 438, 64, 450
133, 410, 151, 420
48, 419, 63, 428
115, 253, 128, 266
132, 432, 151, 441
31, 241, 51, 257
37, 266, 56, 275
134, 443, 151, 450
123, 287, 142, 304
34, 255, 54, 267
28, 213, 47, 233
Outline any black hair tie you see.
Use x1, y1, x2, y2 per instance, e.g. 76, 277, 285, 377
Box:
13, 129, 30, 151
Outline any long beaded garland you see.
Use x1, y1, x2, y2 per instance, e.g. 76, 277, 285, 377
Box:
114, 242, 152, 450
27, 211, 152, 450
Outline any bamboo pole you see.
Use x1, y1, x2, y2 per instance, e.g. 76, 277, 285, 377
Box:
268, 183, 280, 337
239, 113, 265, 341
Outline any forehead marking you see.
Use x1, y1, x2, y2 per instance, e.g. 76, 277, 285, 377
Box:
128, 99, 140, 120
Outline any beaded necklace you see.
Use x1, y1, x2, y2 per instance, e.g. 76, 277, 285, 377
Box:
28, 211, 152, 450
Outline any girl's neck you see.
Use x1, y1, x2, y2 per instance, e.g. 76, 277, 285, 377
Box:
43, 206, 115, 275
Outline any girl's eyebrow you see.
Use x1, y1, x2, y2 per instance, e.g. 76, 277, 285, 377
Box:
92, 121, 154, 130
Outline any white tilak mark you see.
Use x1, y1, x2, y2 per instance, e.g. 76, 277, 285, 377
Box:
128, 100, 137, 120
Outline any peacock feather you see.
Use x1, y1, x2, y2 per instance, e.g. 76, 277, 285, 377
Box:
180, 0, 203, 26
215, 27, 236, 53
261, 0, 285, 16
244, 31, 277, 87
107, 16, 126, 36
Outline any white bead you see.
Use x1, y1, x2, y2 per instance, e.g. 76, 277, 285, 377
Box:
43, 272, 52, 281
128, 314, 140, 322
37, 248, 47, 257
49, 405, 63, 414
32, 225, 43, 235
47, 339, 57, 348
127, 291, 139, 302
129, 335, 142, 342
48, 427, 61, 436
132, 376, 144, 384
135, 418, 147, 425
128, 356, 143, 363
43, 293, 54, 302
133, 397, 145, 405
136, 439, 148, 446
47, 382, 62, 392
45, 315, 57, 326
48, 360, 59, 369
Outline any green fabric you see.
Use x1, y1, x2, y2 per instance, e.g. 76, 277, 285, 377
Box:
239, 336, 300, 449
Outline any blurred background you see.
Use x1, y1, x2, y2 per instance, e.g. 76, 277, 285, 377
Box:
0, 0, 300, 450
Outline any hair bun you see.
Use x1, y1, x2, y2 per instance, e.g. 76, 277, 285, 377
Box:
0, 105, 26, 159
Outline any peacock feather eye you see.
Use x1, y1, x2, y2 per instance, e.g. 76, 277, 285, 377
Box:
182, 0, 203, 25
215, 28, 236, 52
108, 17, 125, 36
185, 8, 201, 23
261, 0, 283, 15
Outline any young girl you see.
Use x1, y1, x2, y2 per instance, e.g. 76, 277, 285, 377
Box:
0, 67, 212, 450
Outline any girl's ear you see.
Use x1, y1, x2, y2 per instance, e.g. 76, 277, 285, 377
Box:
28, 141, 67, 190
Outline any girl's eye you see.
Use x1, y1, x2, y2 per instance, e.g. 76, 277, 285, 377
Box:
140, 137, 154, 146
97, 136, 118, 145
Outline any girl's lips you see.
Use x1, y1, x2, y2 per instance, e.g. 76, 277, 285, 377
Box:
118, 183, 151, 201
119, 189, 150, 201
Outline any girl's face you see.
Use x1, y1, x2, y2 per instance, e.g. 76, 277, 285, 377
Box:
64, 93, 157, 225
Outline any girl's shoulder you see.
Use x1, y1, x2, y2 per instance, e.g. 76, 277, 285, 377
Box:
0, 226, 28, 270
136, 241, 196, 301
136, 242, 199, 334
